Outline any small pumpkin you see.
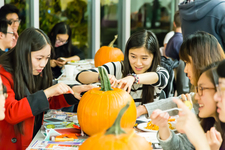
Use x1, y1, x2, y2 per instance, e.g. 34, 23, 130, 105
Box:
79, 102, 152, 150
94, 35, 124, 67
77, 67, 136, 136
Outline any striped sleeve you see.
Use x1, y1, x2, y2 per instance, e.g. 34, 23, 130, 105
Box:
76, 61, 123, 82
152, 66, 169, 89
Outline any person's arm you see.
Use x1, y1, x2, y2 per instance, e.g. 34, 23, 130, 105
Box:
1, 73, 49, 124
64, 55, 80, 62
137, 92, 196, 118
150, 110, 171, 140
77, 71, 99, 84
77, 61, 122, 84
158, 131, 195, 150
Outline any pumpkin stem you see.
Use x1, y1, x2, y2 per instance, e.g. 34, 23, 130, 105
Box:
108, 35, 118, 47
98, 67, 113, 91
105, 101, 130, 136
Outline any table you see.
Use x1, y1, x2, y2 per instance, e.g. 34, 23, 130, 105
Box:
27, 127, 162, 150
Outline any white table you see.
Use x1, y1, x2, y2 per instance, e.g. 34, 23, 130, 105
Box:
27, 127, 162, 150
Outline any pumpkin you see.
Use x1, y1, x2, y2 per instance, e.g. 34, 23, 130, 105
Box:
79, 102, 152, 150
77, 67, 136, 136
94, 35, 124, 67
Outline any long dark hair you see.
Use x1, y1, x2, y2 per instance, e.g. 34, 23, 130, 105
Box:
179, 31, 225, 86
0, 27, 52, 134
122, 29, 161, 104
48, 22, 72, 58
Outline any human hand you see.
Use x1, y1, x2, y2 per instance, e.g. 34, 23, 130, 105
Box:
150, 109, 170, 128
55, 58, 67, 67
117, 76, 135, 93
72, 85, 96, 99
44, 83, 74, 98
206, 127, 222, 150
12, 31, 18, 48
173, 99, 210, 150
107, 74, 118, 88
136, 105, 148, 118
50, 59, 57, 68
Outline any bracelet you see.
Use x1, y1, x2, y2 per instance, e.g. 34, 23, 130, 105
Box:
128, 73, 139, 84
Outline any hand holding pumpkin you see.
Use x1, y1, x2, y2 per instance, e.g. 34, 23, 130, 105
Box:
117, 76, 135, 93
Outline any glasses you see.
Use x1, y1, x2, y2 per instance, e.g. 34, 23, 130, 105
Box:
216, 84, 225, 97
8, 19, 21, 24
56, 37, 68, 45
195, 86, 216, 96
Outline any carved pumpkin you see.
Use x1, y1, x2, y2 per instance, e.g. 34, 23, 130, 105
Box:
77, 67, 136, 136
79, 102, 152, 150
94, 35, 124, 67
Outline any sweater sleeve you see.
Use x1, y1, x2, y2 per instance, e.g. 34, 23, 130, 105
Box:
143, 92, 196, 117
143, 97, 178, 117
152, 66, 169, 89
1, 73, 49, 125
157, 131, 195, 150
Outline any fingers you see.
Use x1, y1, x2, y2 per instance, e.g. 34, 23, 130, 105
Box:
180, 94, 187, 102
150, 110, 169, 127
186, 93, 193, 105
207, 127, 223, 144
108, 75, 118, 88
173, 98, 190, 113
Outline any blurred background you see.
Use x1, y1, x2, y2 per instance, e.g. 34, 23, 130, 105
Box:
2, 0, 181, 58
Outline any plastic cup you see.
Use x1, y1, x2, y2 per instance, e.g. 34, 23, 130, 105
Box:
64, 65, 75, 79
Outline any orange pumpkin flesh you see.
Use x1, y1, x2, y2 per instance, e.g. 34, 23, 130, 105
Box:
94, 35, 124, 67
77, 67, 136, 136
79, 102, 152, 150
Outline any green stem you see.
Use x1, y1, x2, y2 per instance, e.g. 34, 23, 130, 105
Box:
108, 35, 118, 47
105, 101, 130, 136
98, 67, 113, 91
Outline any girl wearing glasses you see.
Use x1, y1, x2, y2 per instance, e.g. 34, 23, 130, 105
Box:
49, 22, 85, 79
149, 32, 225, 150
152, 66, 225, 150
137, 31, 225, 117
0, 27, 93, 150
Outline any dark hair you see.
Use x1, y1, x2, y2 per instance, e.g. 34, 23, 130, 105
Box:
48, 22, 72, 58
174, 11, 181, 27
217, 60, 225, 78
0, 4, 19, 20
123, 29, 161, 104
0, 19, 12, 34
0, 27, 52, 134
179, 31, 225, 86
199, 66, 225, 148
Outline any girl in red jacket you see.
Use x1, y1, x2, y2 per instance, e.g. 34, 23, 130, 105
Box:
0, 27, 93, 150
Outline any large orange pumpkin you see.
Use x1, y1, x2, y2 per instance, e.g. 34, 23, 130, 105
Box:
94, 35, 124, 67
77, 67, 136, 136
79, 102, 152, 150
